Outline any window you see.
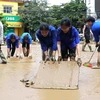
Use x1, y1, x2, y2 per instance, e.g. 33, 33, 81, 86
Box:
3, 6, 12, 13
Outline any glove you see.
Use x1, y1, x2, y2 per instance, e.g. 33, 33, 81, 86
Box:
95, 43, 100, 47
28, 54, 32, 59
44, 55, 50, 63
58, 56, 62, 63
77, 58, 82, 67
19, 54, 23, 59
7, 54, 10, 59
16, 54, 19, 58
51, 56, 56, 63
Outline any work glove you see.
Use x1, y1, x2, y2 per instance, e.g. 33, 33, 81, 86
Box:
16, 54, 19, 58
28, 53, 32, 59
7, 54, 10, 59
77, 58, 82, 67
44, 55, 50, 63
95, 43, 100, 48
19, 54, 23, 59
58, 56, 62, 64
51, 56, 56, 63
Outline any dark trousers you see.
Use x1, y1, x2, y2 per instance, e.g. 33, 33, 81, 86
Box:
61, 46, 76, 60
22, 42, 29, 56
10, 44, 16, 56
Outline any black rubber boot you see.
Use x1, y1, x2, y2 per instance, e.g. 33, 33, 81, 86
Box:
88, 46, 93, 52
97, 60, 100, 67
82, 45, 86, 51
0, 49, 7, 64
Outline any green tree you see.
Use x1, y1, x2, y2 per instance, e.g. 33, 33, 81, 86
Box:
18, 0, 48, 34
19, 0, 87, 36
61, 1, 87, 29
0, 13, 8, 33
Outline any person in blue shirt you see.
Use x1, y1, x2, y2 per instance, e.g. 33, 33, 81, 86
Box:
6, 32, 19, 58
57, 18, 82, 66
19, 32, 32, 59
36, 23, 57, 63
85, 16, 100, 67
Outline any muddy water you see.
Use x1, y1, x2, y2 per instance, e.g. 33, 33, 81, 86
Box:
0, 44, 100, 100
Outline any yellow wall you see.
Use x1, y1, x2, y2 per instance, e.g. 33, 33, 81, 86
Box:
0, 0, 24, 36
15, 27, 23, 36
0, 1, 18, 15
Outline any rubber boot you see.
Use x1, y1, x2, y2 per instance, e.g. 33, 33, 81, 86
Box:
70, 56, 75, 61
0, 49, 7, 64
82, 45, 86, 51
97, 60, 100, 67
42, 51, 45, 61
88, 46, 93, 52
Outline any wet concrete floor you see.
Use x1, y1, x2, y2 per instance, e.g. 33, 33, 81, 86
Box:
0, 44, 100, 100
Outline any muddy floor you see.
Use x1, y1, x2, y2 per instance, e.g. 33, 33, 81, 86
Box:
0, 43, 100, 100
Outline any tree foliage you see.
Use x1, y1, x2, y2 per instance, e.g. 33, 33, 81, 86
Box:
18, 0, 87, 36
0, 13, 8, 33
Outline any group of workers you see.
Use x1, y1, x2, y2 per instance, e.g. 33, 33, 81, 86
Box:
0, 30, 32, 64
0, 16, 100, 67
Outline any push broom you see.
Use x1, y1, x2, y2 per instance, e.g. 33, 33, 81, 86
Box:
83, 47, 97, 68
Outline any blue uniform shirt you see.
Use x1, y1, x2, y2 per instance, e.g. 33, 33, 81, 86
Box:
6, 32, 19, 48
57, 26, 80, 50
36, 25, 57, 51
92, 21, 100, 42
20, 32, 32, 44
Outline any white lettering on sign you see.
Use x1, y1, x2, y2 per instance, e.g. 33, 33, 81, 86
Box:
6, 17, 15, 21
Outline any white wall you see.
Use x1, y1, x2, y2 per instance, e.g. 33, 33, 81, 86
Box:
85, 0, 96, 18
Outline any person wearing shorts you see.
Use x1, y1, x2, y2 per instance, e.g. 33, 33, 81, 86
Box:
86, 16, 100, 67
82, 21, 92, 52
6, 32, 19, 58
19, 33, 32, 59
36, 23, 57, 63
57, 18, 82, 66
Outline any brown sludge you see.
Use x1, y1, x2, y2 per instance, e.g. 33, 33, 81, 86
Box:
0, 44, 100, 100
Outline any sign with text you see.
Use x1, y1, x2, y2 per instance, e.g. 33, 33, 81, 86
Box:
7, 22, 23, 28
4, 16, 22, 22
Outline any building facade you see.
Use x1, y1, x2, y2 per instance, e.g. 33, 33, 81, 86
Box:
95, 0, 100, 18
0, 0, 25, 36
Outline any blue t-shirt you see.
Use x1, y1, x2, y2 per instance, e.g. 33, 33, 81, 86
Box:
20, 32, 32, 44
6, 32, 19, 48
92, 21, 100, 42
36, 25, 57, 51
57, 26, 80, 50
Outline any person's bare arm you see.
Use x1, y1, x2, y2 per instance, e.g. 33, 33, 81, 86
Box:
83, 25, 86, 36
76, 43, 81, 58
57, 41, 61, 56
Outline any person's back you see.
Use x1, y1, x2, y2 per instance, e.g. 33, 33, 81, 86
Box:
20, 32, 32, 44
36, 23, 57, 62
92, 21, 100, 34
36, 25, 56, 48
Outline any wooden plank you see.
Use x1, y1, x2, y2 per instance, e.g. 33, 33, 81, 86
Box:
20, 57, 35, 63
32, 61, 80, 90
7, 57, 20, 63
7, 57, 35, 63
69, 61, 80, 89
92, 65, 100, 69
